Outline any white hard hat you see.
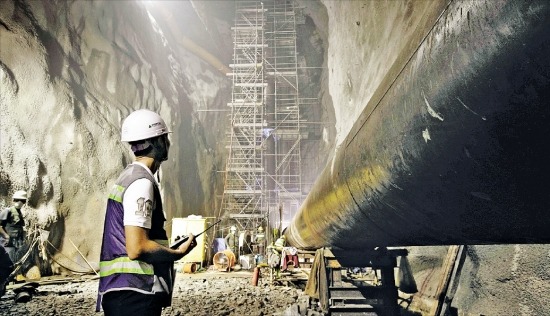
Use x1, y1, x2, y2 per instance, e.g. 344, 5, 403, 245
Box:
230, 226, 237, 232
121, 109, 170, 142
12, 190, 27, 200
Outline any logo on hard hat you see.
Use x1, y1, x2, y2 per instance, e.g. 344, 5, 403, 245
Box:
149, 122, 162, 128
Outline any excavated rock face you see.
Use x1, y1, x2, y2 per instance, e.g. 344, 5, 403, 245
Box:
0, 0, 229, 271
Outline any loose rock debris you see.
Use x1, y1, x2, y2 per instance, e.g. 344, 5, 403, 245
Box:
0, 269, 323, 316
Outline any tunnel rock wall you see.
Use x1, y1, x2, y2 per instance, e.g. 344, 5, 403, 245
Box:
0, 0, 228, 272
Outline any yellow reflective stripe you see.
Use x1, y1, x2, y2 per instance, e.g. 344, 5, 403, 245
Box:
108, 185, 125, 202
99, 256, 154, 277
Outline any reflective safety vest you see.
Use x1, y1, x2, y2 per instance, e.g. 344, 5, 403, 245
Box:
274, 237, 286, 248
96, 164, 173, 310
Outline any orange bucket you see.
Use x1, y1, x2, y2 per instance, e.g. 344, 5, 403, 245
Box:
183, 262, 197, 274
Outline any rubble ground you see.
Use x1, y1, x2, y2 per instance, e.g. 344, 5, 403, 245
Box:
0, 267, 314, 316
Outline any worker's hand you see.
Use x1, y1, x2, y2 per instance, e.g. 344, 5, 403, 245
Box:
177, 233, 196, 255
2, 236, 9, 247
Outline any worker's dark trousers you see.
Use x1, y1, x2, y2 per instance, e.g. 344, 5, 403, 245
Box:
5, 246, 18, 264
102, 290, 165, 316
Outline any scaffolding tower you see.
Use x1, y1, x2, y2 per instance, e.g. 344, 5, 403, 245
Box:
221, 0, 303, 240
264, 0, 303, 230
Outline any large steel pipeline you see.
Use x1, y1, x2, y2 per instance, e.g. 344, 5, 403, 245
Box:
286, 0, 550, 250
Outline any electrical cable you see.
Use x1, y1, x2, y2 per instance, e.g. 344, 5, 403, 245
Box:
7, 237, 39, 280
44, 240, 93, 274
7, 230, 94, 279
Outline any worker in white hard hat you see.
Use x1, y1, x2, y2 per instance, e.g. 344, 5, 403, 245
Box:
253, 226, 266, 256
0, 190, 28, 295
0, 190, 28, 262
225, 225, 238, 255
97, 109, 196, 316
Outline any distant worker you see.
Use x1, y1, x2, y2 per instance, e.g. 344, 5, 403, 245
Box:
273, 234, 286, 252
267, 235, 287, 273
97, 109, 196, 316
255, 226, 265, 242
254, 226, 266, 255
225, 225, 238, 254
0, 190, 28, 264
269, 234, 298, 271
0, 190, 27, 296
267, 234, 286, 260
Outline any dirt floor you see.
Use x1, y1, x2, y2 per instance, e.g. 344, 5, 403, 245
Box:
0, 266, 318, 316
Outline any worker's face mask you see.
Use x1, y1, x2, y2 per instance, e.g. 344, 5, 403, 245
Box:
14, 200, 25, 209
154, 135, 170, 162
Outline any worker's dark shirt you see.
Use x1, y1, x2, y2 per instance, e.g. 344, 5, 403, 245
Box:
0, 207, 25, 247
